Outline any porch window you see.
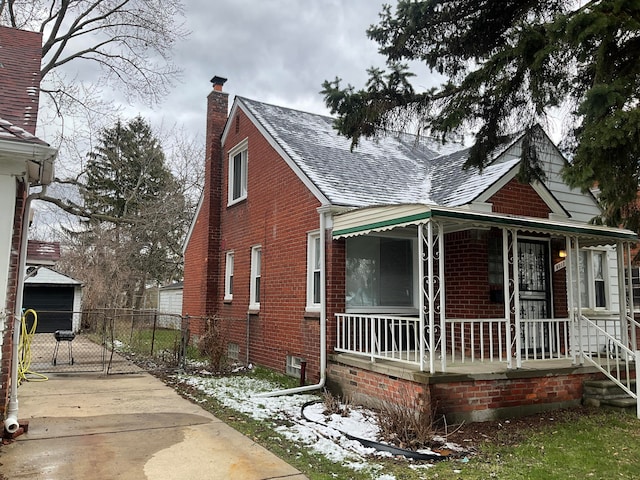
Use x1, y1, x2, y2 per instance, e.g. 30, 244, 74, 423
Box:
577, 249, 608, 309
228, 139, 248, 205
250, 246, 261, 310
306, 232, 321, 310
345, 236, 415, 312
224, 251, 234, 301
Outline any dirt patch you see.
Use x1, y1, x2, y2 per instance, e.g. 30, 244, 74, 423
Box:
438, 407, 597, 449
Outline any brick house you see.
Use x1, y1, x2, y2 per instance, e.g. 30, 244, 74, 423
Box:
183, 78, 638, 422
0, 27, 57, 433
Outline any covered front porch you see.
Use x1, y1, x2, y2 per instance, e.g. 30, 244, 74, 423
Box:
330, 205, 640, 416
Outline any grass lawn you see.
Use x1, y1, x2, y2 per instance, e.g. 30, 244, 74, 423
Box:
166, 366, 640, 480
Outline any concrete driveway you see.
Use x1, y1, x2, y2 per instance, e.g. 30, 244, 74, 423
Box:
0, 372, 308, 479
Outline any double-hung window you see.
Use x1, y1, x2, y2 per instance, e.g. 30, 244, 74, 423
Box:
224, 251, 234, 301
576, 249, 609, 309
307, 232, 321, 311
250, 246, 262, 310
228, 139, 248, 205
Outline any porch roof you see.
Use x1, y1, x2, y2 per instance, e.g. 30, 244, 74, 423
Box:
331, 204, 638, 244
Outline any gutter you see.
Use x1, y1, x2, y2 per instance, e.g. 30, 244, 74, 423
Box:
258, 207, 330, 397
4, 184, 46, 434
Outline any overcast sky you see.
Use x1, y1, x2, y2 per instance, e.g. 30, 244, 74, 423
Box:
128, 0, 411, 140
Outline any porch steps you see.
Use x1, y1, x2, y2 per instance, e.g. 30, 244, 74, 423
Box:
582, 379, 637, 411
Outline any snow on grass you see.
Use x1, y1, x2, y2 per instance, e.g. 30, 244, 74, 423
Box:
176, 373, 406, 479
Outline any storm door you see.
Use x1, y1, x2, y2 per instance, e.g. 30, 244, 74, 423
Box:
518, 239, 552, 353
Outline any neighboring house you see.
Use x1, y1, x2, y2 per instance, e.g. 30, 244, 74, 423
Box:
23, 267, 82, 333
0, 27, 58, 431
183, 77, 638, 423
157, 282, 183, 329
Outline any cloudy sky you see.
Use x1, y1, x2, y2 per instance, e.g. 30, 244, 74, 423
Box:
127, 0, 421, 141
35, 1, 435, 234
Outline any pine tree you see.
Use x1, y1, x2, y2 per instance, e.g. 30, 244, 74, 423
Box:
77, 117, 187, 307
322, 0, 640, 228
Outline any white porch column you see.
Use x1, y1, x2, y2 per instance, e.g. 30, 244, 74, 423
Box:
438, 221, 446, 373
617, 241, 630, 349
626, 242, 637, 351
502, 228, 512, 369
574, 236, 584, 365
427, 220, 436, 374
512, 230, 522, 369
565, 235, 578, 364
418, 223, 426, 372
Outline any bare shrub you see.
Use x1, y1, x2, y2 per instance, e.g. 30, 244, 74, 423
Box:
322, 390, 351, 418
377, 389, 434, 450
198, 316, 228, 373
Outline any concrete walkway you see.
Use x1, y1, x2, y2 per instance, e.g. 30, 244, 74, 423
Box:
0, 372, 308, 479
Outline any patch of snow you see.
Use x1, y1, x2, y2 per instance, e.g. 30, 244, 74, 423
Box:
175, 373, 447, 479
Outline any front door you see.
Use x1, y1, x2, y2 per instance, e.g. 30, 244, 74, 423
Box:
518, 240, 552, 353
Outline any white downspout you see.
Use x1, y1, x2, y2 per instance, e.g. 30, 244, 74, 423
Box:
4, 183, 43, 434
258, 207, 328, 397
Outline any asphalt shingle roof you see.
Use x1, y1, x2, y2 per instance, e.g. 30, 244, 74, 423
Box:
240, 97, 521, 208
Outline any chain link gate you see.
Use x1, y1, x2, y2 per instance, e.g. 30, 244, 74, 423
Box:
23, 309, 189, 376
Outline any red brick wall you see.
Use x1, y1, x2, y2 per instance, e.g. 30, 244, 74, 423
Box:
327, 361, 605, 423
213, 107, 323, 377
444, 230, 505, 319
430, 372, 603, 421
182, 89, 228, 333
489, 177, 552, 218
325, 235, 345, 360
1, 181, 26, 423
327, 362, 428, 408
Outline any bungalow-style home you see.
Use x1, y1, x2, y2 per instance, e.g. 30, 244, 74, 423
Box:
183, 77, 638, 422
0, 27, 58, 434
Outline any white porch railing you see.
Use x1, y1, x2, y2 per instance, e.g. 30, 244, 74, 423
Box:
519, 317, 573, 361
580, 314, 639, 418
335, 313, 573, 370
335, 314, 422, 365
444, 318, 510, 364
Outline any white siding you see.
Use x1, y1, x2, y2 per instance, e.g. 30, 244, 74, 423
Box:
535, 139, 602, 223
72, 286, 82, 332
158, 288, 183, 329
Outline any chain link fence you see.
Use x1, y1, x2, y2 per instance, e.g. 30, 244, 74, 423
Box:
23, 309, 190, 376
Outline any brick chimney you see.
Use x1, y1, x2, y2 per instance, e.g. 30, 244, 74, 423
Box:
182, 76, 229, 325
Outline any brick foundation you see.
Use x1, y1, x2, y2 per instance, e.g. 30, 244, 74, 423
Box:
327, 355, 608, 424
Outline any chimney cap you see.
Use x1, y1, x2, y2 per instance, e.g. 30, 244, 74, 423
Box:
211, 75, 227, 87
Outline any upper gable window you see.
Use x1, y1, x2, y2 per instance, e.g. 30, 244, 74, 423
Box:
228, 139, 248, 205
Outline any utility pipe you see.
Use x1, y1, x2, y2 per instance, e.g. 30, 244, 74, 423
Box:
258, 207, 329, 397
5, 183, 43, 434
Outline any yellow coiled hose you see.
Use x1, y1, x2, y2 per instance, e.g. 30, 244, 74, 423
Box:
18, 309, 47, 384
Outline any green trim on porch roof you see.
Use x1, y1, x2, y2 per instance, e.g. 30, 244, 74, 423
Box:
332, 206, 638, 241
332, 211, 433, 237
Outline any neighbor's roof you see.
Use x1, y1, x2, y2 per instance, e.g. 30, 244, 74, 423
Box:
0, 26, 43, 134
27, 240, 61, 265
24, 267, 82, 286
238, 97, 521, 208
